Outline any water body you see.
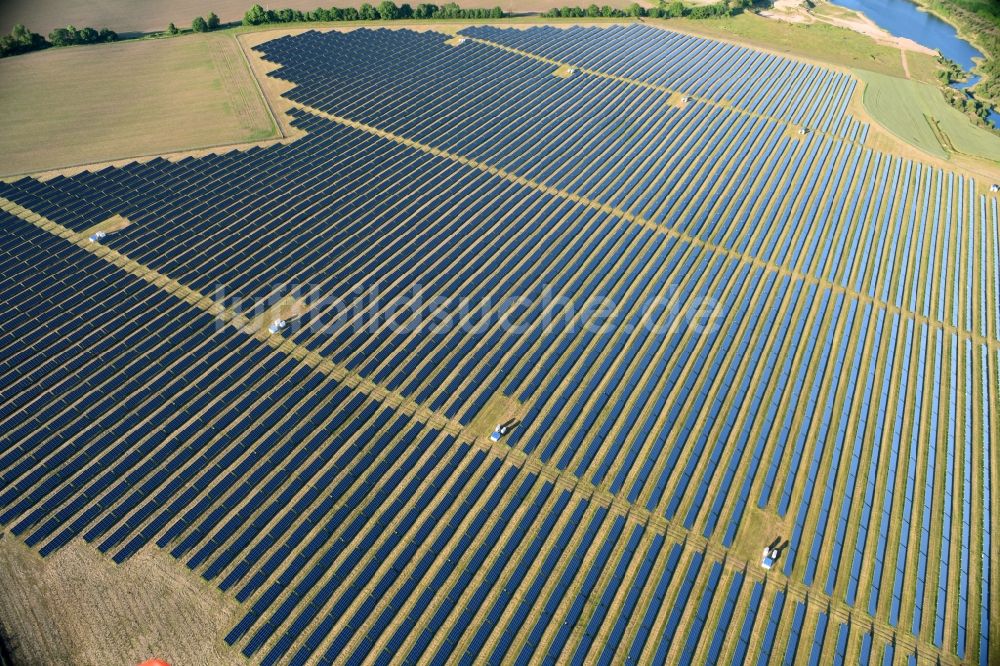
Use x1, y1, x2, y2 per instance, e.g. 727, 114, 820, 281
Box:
829, 0, 982, 68
829, 0, 1000, 127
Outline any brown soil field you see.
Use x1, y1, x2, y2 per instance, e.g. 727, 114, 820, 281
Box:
0, 32, 277, 177
0, 532, 243, 666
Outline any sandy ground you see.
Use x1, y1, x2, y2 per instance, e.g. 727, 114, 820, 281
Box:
0, 532, 243, 666
759, 0, 936, 55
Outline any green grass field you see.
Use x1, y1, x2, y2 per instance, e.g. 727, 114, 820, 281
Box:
855, 68, 1000, 162
0, 32, 277, 177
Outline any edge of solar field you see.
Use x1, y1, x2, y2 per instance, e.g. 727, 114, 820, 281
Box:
0, 22, 997, 666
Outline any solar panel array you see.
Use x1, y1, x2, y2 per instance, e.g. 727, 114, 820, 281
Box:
0, 24, 995, 665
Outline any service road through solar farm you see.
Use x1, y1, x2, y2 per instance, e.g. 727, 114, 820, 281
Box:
0, 18, 997, 666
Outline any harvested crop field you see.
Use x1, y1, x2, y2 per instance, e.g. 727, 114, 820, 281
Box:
0, 534, 241, 665
0, 33, 276, 177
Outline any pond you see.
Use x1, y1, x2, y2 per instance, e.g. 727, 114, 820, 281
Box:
829, 0, 982, 68
828, 0, 1000, 127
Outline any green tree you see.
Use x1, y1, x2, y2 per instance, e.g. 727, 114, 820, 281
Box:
360, 3, 379, 18
167, 22, 179, 34
48, 27, 72, 46
207, 12, 221, 29
77, 26, 99, 42
243, 4, 268, 25
192, 15, 209, 32
414, 3, 437, 17
378, 0, 400, 18
0, 24, 47, 57
13, 24, 46, 48
11, 24, 31, 46
625, 3, 645, 16
490, 6, 504, 17
666, 0, 686, 16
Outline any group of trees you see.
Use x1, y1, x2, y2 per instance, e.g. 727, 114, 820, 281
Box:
192, 12, 222, 32
164, 12, 221, 36
0, 24, 47, 57
242, 2, 504, 25
935, 55, 966, 85
0, 22, 115, 58
543, 4, 643, 17
543, 0, 747, 19
47, 25, 117, 46
943, 87, 994, 122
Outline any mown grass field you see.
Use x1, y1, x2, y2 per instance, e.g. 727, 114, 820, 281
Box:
855, 68, 1000, 163
0, 33, 277, 177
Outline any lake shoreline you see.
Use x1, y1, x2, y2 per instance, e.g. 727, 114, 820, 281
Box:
824, 0, 1000, 127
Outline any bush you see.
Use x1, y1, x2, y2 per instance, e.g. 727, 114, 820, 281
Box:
543, 4, 628, 16
48, 27, 74, 45
0, 24, 47, 58
243, 4, 270, 25
47, 24, 116, 47
378, 0, 400, 19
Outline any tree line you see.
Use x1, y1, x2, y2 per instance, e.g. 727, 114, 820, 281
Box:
242, 2, 505, 25
0, 23, 117, 58
543, 0, 750, 19
1, 1, 504, 59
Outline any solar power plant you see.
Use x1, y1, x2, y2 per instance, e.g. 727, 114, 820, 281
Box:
0, 23, 997, 665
